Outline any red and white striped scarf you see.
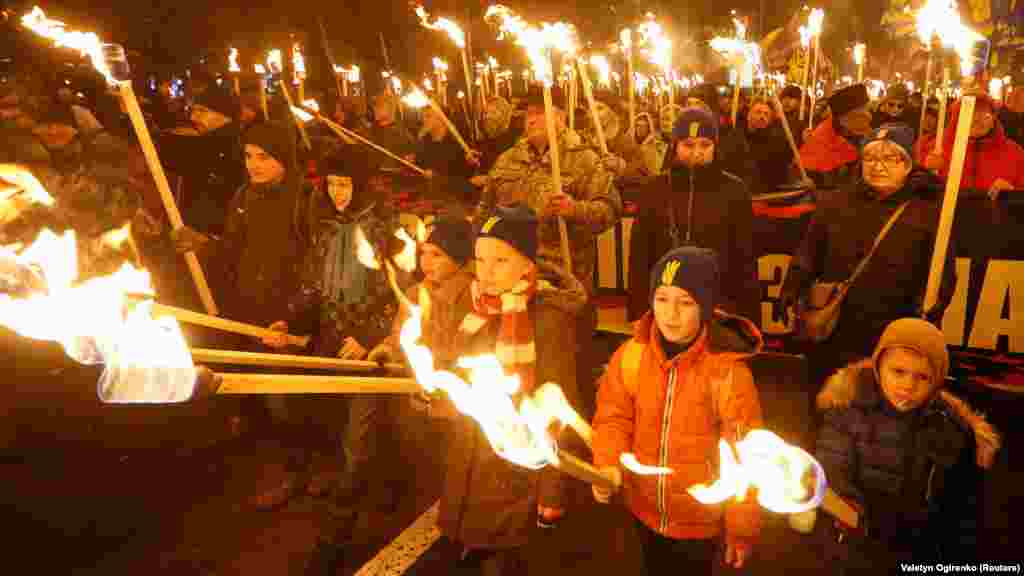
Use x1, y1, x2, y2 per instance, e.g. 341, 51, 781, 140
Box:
460, 272, 538, 394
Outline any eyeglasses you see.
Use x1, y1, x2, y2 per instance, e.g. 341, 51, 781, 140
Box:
863, 154, 906, 167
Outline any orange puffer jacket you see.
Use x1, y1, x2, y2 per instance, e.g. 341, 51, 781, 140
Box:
593, 310, 763, 547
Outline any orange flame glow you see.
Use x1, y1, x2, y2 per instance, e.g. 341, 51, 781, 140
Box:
266, 50, 283, 75
0, 168, 197, 402
414, 5, 465, 49
687, 430, 827, 514
21, 6, 116, 85
228, 47, 240, 72
403, 86, 430, 109
620, 453, 673, 476
292, 43, 306, 80
486, 5, 578, 88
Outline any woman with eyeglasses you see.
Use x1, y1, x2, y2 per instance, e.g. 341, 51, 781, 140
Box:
782, 123, 958, 386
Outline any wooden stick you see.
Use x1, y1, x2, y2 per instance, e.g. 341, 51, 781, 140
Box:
576, 60, 609, 155
924, 94, 975, 313
808, 35, 820, 131
191, 348, 405, 374
232, 76, 240, 97
731, 75, 742, 127
313, 112, 429, 176
259, 81, 269, 121
934, 67, 951, 154
215, 373, 420, 394
278, 80, 312, 151
542, 83, 573, 276
627, 45, 636, 134
118, 82, 219, 316
799, 44, 810, 121
420, 84, 473, 155
772, 95, 811, 184
920, 52, 934, 135
553, 449, 620, 490
820, 488, 860, 529
145, 301, 311, 348
460, 49, 479, 140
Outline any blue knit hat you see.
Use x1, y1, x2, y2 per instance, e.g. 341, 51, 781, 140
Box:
649, 247, 720, 326
863, 123, 915, 162
672, 107, 719, 142
476, 204, 538, 262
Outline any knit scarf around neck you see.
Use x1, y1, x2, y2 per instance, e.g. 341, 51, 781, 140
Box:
459, 271, 538, 394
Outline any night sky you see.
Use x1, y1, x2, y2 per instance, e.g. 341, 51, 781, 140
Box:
4, 0, 891, 82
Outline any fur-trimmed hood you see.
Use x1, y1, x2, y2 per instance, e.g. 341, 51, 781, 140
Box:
817, 359, 1002, 469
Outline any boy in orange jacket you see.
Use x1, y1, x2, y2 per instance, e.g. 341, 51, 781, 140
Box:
592, 247, 763, 573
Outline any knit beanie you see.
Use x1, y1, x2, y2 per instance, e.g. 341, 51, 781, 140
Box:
828, 83, 870, 118
862, 123, 916, 162
780, 85, 803, 100
426, 216, 474, 266
872, 318, 950, 386
242, 122, 291, 166
476, 204, 538, 262
649, 247, 720, 326
672, 107, 719, 142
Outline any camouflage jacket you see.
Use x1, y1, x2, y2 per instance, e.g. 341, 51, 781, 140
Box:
483, 129, 622, 292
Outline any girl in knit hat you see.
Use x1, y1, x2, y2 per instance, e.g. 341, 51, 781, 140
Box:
593, 246, 764, 573
811, 318, 1001, 570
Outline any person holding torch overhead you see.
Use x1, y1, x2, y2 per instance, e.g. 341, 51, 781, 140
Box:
484, 87, 623, 418
593, 247, 763, 572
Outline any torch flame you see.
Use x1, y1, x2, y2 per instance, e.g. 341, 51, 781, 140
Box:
267, 49, 283, 75
356, 219, 587, 471
620, 453, 674, 476
687, 430, 827, 514
228, 47, 240, 73
301, 99, 320, 113
393, 227, 417, 273
415, 5, 465, 49
21, 6, 116, 85
432, 57, 449, 73
290, 106, 314, 123
638, 15, 671, 76
853, 43, 866, 65
254, 63, 267, 74
0, 168, 197, 402
292, 43, 306, 81
915, 0, 986, 75
485, 5, 578, 88
589, 54, 612, 89
799, 26, 812, 49
808, 8, 825, 37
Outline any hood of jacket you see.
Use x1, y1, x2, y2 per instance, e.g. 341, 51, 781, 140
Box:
632, 308, 763, 360
816, 359, 1002, 469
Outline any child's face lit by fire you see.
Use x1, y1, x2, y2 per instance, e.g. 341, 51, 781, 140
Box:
879, 347, 938, 412
474, 237, 533, 296
244, 144, 285, 185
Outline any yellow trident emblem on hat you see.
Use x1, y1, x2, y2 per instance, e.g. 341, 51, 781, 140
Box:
661, 260, 681, 286
481, 216, 501, 234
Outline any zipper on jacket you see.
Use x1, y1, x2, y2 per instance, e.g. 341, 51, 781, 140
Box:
685, 171, 695, 244
657, 367, 677, 533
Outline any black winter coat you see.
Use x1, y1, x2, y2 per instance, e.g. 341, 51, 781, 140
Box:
628, 162, 759, 325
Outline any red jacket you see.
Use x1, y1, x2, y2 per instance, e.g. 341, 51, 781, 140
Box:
941, 97, 1024, 191
914, 133, 938, 167
799, 117, 860, 174
593, 311, 763, 546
